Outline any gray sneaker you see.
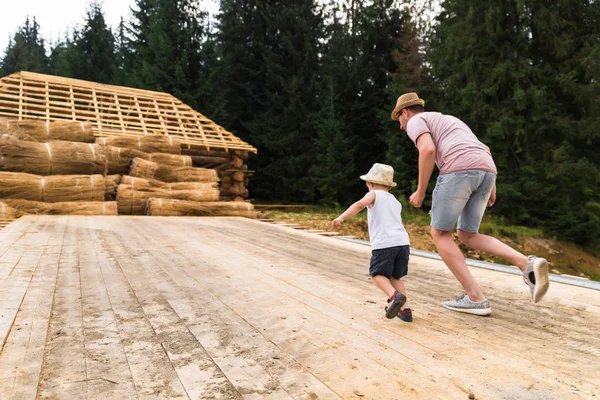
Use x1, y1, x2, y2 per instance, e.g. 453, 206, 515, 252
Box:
443, 294, 491, 316
523, 256, 549, 303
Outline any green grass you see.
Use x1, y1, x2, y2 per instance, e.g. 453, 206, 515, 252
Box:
262, 201, 543, 238
479, 217, 543, 239
258, 202, 600, 281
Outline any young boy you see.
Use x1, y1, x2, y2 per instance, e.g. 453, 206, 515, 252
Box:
332, 163, 412, 322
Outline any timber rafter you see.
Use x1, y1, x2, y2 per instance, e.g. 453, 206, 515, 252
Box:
0, 71, 257, 153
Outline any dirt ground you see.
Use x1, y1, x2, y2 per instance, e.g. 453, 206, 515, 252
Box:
259, 210, 600, 281
1, 216, 599, 399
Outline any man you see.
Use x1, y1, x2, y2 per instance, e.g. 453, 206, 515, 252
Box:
391, 92, 549, 316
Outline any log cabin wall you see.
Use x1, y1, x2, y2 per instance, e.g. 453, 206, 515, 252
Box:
182, 148, 252, 201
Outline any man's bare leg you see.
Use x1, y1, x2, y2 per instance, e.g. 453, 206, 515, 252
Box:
431, 227, 485, 302
457, 230, 528, 272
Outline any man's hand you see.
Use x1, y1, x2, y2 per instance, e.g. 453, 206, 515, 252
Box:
487, 185, 497, 207
332, 217, 344, 228
409, 190, 425, 208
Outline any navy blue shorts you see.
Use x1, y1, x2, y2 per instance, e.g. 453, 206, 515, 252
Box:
369, 245, 410, 279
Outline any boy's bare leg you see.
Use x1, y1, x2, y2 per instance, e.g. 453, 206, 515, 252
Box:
431, 227, 485, 302
372, 275, 396, 298
390, 278, 408, 307
457, 230, 528, 271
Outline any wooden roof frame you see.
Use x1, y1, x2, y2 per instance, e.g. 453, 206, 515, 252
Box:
0, 71, 257, 153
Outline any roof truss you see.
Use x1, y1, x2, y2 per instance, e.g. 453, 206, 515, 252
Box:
0, 71, 257, 153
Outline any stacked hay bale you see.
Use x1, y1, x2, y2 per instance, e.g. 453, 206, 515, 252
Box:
0, 135, 106, 175
0, 119, 95, 142
115, 148, 254, 217
0, 200, 23, 228
1, 199, 117, 215
118, 158, 247, 216
116, 176, 220, 215
0, 172, 105, 202
0, 118, 116, 215
148, 198, 256, 218
0, 117, 255, 218
0, 171, 115, 215
181, 148, 253, 201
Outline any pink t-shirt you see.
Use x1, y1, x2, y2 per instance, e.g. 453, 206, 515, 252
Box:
406, 112, 497, 175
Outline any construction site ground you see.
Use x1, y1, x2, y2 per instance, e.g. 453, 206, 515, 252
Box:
0, 216, 598, 399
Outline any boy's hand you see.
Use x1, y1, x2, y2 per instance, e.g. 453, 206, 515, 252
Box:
332, 217, 343, 228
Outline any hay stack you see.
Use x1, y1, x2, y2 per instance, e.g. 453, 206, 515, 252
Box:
1, 131, 36, 141
116, 184, 220, 215
129, 158, 219, 183
103, 175, 122, 200
0, 136, 105, 175
142, 153, 192, 167
147, 198, 256, 218
0, 118, 94, 142
121, 175, 218, 192
0, 172, 105, 202
1, 201, 25, 219
0, 199, 117, 215
96, 135, 181, 154
97, 145, 192, 175
181, 149, 249, 170
100, 145, 145, 175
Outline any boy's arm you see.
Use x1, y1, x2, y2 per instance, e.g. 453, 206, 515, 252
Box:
332, 191, 375, 227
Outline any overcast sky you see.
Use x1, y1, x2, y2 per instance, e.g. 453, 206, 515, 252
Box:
0, 0, 220, 52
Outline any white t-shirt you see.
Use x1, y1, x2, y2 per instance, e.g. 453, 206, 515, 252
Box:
367, 190, 410, 250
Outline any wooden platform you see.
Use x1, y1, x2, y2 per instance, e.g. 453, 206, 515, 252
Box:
0, 216, 598, 399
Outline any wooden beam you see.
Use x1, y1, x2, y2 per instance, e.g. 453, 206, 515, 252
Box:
133, 95, 147, 135
44, 82, 49, 123
0, 72, 258, 153
92, 88, 102, 130
113, 93, 126, 132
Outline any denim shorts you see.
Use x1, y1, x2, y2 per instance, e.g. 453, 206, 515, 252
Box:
369, 245, 409, 279
430, 170, 496, 232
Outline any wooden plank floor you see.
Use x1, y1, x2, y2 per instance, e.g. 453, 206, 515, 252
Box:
0, 216, 598, 399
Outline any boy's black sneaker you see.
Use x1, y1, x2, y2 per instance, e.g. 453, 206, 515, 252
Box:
398, 308, 412, 322
385, 291, 406, 319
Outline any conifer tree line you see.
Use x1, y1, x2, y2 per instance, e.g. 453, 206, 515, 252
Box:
1, 0, 599, 247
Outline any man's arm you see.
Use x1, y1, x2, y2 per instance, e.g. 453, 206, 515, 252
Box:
332, 191, 375, 227
409, 133, 436, 208
482, 142, 497, 207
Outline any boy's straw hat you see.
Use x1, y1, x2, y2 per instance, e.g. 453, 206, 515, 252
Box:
360, 163, 397, 187
390, 92, 425, 120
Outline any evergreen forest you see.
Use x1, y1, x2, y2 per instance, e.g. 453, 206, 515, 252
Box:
1, 0, 599, 250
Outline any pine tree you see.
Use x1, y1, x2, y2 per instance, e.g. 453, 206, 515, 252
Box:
128, 0, 206, 108
193, 30, 229, 125
427, 0, 600, 244
213, 0, 271, 141
73, 1, 117, 83
0, 17, 49, 76
310, 76, 356, 205
322, 0, 411, 200
112, 17, 132, 86
382, 0, 441, 201
215, 0, 324, 201
49, 30, 79, 78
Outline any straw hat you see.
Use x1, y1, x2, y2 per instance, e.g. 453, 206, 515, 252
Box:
390, 92, 425, 120
360, 163, 397, 187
